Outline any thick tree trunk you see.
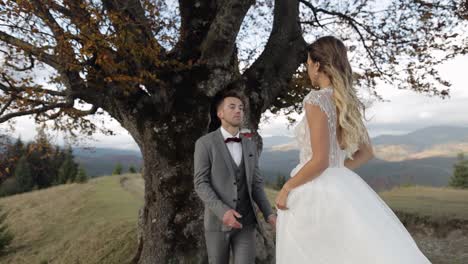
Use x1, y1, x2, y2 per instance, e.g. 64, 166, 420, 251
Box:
125, 101, 275, 263
129, 110, 209, 263
136, 147, 207, 263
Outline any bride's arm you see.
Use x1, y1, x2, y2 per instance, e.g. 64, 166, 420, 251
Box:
282, 103, 330, 192
344, 133, 374, 170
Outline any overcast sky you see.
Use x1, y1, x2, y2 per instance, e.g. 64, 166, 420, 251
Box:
259, 54, 468, 138
4, 53, 467, 151
1, 2, 467, 151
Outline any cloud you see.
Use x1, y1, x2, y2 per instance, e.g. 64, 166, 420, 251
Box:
2, 47, 466, 149
4, 114, 139, 151
258, 112, 299, 137
364, 54, 468, 135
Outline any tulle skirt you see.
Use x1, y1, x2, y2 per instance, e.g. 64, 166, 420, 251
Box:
276, 166, 432, 264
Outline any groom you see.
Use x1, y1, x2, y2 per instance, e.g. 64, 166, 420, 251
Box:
194, 89, 276, 264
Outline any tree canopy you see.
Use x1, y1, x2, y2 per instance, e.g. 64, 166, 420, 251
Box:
0, 0, 466, 136
1, 1, 467, 262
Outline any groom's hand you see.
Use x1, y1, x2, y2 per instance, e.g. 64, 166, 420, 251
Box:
275, 187, 290, 210
267, 214, 277, 231
222, 209, 243, 229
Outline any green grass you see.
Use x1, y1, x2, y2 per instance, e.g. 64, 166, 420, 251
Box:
264, 184, 468, 264
0, 173, 467, 264
379, 185, 468, 221
265, 188, 278, 207
264, 184, 468, 221
0, 174, 143, 264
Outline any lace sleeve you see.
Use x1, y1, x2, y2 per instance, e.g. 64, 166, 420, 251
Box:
302, 89, 347, 165
303, 89, 356, 161
302, 89, 335, 121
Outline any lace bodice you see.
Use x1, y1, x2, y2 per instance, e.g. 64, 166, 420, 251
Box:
292, 87, 348, 170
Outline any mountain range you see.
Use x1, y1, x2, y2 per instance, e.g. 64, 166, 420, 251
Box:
260, 125, 468, 191
2, 125, 467, 191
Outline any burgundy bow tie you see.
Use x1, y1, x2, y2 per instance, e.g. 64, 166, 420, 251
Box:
225, 137, 241, 143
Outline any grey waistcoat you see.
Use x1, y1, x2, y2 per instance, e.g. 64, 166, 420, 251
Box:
228, 152, 257, 226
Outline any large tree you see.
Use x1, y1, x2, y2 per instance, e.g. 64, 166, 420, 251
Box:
0, 0, 467, 262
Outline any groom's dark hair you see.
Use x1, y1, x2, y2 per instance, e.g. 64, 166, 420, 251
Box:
208, 81, 247, 132
214, 81, 246, 112
214, 90, 245, 112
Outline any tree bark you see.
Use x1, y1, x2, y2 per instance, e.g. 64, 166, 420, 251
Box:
119, 87, 276, 263
1, 1, 305, 262
137, 146, 207, 263
127, 110, 209, 263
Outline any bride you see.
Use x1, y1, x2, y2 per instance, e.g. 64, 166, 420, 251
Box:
274, 36, 431, 263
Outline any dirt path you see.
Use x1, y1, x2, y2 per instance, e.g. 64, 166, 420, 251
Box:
119, 174, 144, 200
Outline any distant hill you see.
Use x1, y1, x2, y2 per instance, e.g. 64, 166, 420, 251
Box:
0, 139, 144, 177
0, 134, 14, 141
260, 125, 468, 191
372, 126, 468, 150
355, 157, 457, 191
2, 125, 467, 186
262, 136, 294, 149
259, 151, 457, 191
73, 147, 143, 177
372, 126, 468, 161
0, 134, 14, 153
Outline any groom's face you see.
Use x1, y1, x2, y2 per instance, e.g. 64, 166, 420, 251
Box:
217, 97, 244, 127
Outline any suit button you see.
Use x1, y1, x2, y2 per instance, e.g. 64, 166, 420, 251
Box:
233, 198, 237, 202
234, 181, 237, 185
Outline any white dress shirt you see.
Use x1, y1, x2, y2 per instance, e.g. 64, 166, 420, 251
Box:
220, 126, 242, 166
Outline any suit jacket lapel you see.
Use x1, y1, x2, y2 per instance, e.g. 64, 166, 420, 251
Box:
240, 133, 253, 187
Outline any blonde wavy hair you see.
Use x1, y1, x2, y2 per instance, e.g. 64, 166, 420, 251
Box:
306, 36, 369, 157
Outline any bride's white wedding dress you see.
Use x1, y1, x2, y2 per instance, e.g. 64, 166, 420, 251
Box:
275, 87, 431, 263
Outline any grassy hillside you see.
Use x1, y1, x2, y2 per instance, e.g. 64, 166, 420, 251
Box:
265, 185, 468, 264
1, 174, 467, 264
0, 174, 143, 264
379, 186, 468, 220
265, 185, 468, 220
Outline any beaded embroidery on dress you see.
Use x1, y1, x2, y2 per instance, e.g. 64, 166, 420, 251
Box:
292, 87, 346, 169
275, 87, 432, 264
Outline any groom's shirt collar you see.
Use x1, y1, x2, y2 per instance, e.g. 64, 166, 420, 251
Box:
220, 126, 240, 140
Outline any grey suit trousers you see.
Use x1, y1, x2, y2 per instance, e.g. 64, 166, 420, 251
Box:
205, 224, 256, 264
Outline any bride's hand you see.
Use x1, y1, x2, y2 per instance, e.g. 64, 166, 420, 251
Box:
275, 187, 290, 210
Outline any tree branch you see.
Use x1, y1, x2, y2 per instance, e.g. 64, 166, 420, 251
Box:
0, 31, 61, 70
0, 97, 14, 116
176, 0, 217, 60
243, 0, 307, 116
72, 104, 99, 116
0, 101, 73, 123
43, 104, 99, 120
30, 0, 67, 38
199, 0, 254, 66
101, 0, 163, 52
5, 53, 35, 71
48, 1, 74, 18
0, 74, 67, 97
298, 0, 386, 77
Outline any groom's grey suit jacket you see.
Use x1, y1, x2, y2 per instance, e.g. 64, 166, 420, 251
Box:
194, 128, 274, 232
